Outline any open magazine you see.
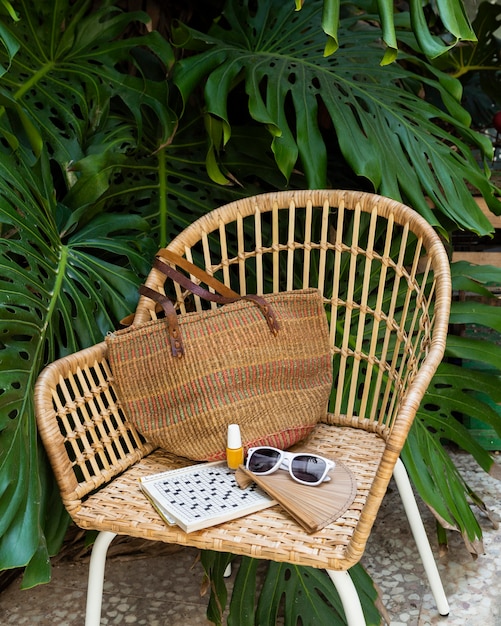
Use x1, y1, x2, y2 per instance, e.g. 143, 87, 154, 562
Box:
140, 461, 275, 533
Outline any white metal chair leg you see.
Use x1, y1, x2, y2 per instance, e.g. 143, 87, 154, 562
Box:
85, 530, 117, 626
326, 569, 366, 626
393, 458, 450, 616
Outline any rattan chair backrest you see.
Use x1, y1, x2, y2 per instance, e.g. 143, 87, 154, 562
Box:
137, 190, 451, 447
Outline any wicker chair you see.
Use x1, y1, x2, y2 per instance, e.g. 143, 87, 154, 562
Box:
35, 190, 451, 625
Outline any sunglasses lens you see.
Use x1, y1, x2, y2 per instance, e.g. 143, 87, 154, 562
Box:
247, 448, 281, 473
290, 455, 326, 484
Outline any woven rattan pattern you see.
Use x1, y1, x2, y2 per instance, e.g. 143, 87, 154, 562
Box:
71, 425, 383, 569
35, 189, 451, 574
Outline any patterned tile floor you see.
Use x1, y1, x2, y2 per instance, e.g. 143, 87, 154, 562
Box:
1, 451, 500, 625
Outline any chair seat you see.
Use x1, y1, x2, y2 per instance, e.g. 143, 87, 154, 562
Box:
73, 422, 386, 570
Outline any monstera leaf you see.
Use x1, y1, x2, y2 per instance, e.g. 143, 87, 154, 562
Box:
201, 552, 382, 626
0, 0, 176, 163
438, 1, 501, 86
173, 0, 499, 236
0, 146, 153, 585
429, 1, 501, 126
403, 262, 501, 554
297, 0, 476, 60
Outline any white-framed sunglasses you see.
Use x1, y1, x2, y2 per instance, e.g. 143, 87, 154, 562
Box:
246, 446, 335, 486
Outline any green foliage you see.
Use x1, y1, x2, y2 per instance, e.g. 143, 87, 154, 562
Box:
403, 262, 501, 554
436, 2, 501, 84
173, 0, 499, 235
201, 553, 382, 626
431, 1, 501, 127
0, 146, 152, 584
0, 0, 176, 161
299, 0, 476, 59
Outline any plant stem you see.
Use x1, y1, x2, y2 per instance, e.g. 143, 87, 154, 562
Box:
43, 244, 68, 335
158, 149, 168, 248
15, 61, 55, 100
0, 61, 55, 121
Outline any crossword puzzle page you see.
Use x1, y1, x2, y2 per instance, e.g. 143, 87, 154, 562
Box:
140, 461, 275, 532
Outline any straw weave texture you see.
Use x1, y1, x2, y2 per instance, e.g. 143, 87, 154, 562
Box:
70, 424, 384, 570
106, 289, 332, 460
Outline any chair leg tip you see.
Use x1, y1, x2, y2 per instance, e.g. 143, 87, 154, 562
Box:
439, 612, 449, 617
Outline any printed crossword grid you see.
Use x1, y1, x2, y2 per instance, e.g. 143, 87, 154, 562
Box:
151, 463, 271, 525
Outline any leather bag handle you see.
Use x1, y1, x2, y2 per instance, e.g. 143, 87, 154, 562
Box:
157, 249, 241, 300
139, 250, 280, 358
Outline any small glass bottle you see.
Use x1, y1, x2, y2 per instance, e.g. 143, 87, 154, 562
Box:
226, 424, 244, 470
